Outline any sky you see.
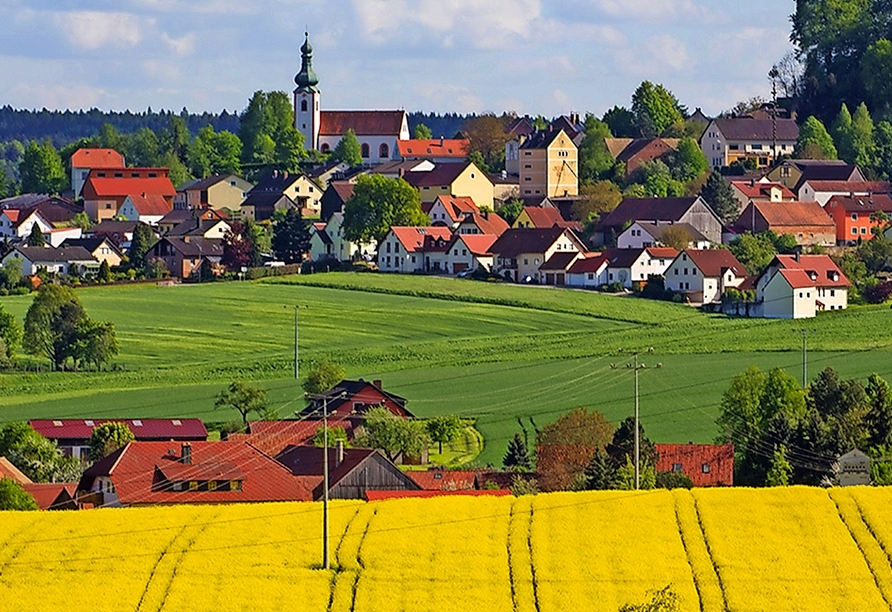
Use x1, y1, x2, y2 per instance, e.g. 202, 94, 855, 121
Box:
0, 0, 797, 119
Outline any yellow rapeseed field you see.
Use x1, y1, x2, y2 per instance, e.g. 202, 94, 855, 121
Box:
2, 488, 892, 611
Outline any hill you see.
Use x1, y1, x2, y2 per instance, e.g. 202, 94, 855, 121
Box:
1, 487, 891, 611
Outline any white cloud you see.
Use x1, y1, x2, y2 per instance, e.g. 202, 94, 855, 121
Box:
644, 35, 690, 72
129, 0, 260, 14
592, 0, 719, 22
162, 32, 196, 56
55, 11, 148, 50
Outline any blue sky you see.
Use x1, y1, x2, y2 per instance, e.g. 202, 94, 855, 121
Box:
0, 0, 796, 118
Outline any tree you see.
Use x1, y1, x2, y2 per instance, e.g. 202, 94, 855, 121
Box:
0, 422, 80, 483
0, 478, 38, 511
637, 160, 684, 197
413, 123, 433, 140
602, 106, 636, 138
795, 116, 838, 160
129, 222, 156, 270
74, 318, 118, 371
97, 259, 112, 283
70, 211, 92, 231
342, 174, 429, 245
462, 114, 510, 172
187, 126, 242, 178
572, 181, 622, 226
222, 220, 267, 270
578, 114, 614, 183
238, 91, 306, 172
88, 422, 135, 462
312, 424, 348, 447
765, 445, 793, 487
0, 303, 23, 360
761, 367, 806, 427
865, 374, 892, 448
537, 408, 614, 491
862, 39, 892, 117
655, 471, 693, 489
666, 137, 708, 183
496, 198, 524, 225
717, 366, 766, 484
607, 416, 657, 476
301, 360, 346, 395
583, 449, 617, 490
272, 208, 311, 264
658, 225, 692, 251
631, 81, 685, 138
19, 140, 65, 194
832, 104, 855, 163
503, 433, 532, 470
699, 170, 739, 224
426, 415, 463, 454
357, 406, 429, 462
214, 381, 269, 425
26, 222, 45, 247
23, 284, 84, 370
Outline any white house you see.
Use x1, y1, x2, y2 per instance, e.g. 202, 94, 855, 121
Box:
423, 195, 479, 228
309, 212, 374, 262
3, 246, 98, 276
378, 226, 453, 273
0, 208, 53, 240
445, 234, 497, 275
616, 222, 711, 250
490, 227, 586, 283
567, 254, 610, 288
664, 249, 747, 305
797, 180, 891, 207
700, 117, 798, 169
44, 227, 83, 248
754, 254, 850, 318
604, 247, 678, 288
118, 194, 172, 226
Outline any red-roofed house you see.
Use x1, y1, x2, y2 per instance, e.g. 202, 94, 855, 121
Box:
446, 233, 498, 274
729, 179, 796, 212
664, 249, 747, 304
0, 206, 52, 240
824, 193, 892, 244
423, 195, 479, 227
0, 456, 31, 484
118, 193, 173, 225
21, 483, 79, 510
366, 489, 512, 501
455, 211, 510, 237
30, 418, 208, 461
754, 254, 850, 318
602, 247, 678, 288
77, 440, 317, 507
398, 139, 470, 162
737, 200, 836, 246
407, 469, 479, 491
490, 227, 586, 283
296, 379, 414, 420
71, 148, 125, 198
798, 179, 891, 206
567, 253, 610, 288
378, 226, 454, 273
81, 168, 176, 222
655, 443, 734, 487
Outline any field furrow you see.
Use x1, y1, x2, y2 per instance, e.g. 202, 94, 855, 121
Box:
672, 490, 726, 612
507, 495, 537, 612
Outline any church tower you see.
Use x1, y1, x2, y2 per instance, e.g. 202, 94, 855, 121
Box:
294, 33, 321, 151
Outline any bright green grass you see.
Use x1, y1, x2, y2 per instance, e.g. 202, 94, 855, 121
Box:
1, 274, 890, 466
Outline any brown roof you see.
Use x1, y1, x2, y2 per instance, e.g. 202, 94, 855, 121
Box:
568, 253, 609, 274
403, 162, 477, 188
156, 237, 224, 258
751, 200, 835, 229
539, 252, 580, 271
331, 181, 355, 203
802, 180, 891, 193
407, 470, 478, 491
458, 211, 509, 236
70, 148, 125, 168
429, 195, 479, 222
604, 138, 634, 158
520, 206, 566, 228
825, 193, 892, 213
713, 117, 799, 141
319, 111, 406, 136
490, 227, 579, 259
601, 197, 704, 228
683, 249, 746, 277
730, 180, 797, 200
616, 138, 679, 164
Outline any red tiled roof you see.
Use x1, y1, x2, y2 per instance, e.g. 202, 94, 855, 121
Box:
825, 193, 892, 213
0, 456, 32, 484
70, 148, 125, 168
646, 247, 680, 259
730, 180, 796, 200
751, 200, 835, 229
774, 254, 851, 287
803, 180, 891, 193
568, 253, 608, 274
458, 211, 509, 236
655, 443, 734, 487
683, 249, 746, 277
407, 470, 478, 491
234, 419, 354, 456
84, 176, 176, 199
3, 210, 19, 223
126, 194, 172, 216
434, 195, 479, 222
366, 489, 511, 501
778, 268, 818, 289
390, 226, 453, 253
398, 139, 470, 158
331, 182, 355, 203
520, 206, 566, 228
30, 418, 208, 442
452, 234, 498, 255
319, 111, 406, 136
78, 440, 317, 505
21, 483, 77, 510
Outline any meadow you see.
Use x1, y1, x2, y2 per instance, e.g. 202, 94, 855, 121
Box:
2, 487, 892, 611
1, 274, 890, 464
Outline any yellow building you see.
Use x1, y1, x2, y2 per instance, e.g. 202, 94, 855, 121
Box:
405, 161, 494, 209
518, 129, 578, 198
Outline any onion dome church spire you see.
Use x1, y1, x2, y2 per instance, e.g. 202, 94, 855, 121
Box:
294, 32, 320, 93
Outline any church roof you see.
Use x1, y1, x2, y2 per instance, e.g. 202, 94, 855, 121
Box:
319, 111, 406, 137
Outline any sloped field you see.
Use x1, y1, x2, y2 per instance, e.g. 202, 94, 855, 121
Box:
2, 487, 892, 611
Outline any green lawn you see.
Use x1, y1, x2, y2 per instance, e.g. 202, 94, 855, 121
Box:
1, 273, 890, 467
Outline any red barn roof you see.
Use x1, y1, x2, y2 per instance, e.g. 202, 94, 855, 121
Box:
655, 443, 734, 487
0, 456, 32, 484
70, 148, 125, 168
21, 483, 77, 510
126, 194, 172, 216
30, 418, 208, 442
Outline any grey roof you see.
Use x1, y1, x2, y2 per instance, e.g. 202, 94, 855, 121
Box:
168, 218, 228, 237
157, 237, 224, 257
60, 237, 123, 256
13, 246, 96, 263
601, 197, 703, 228
712, 117, 799, 141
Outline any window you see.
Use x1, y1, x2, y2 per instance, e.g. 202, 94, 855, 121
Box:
320, 143, 331, 153
523, 258, 528, 265
524, 151, 532, 156
701, 463, 710, 474
674, 269, 678, 275
230, 480, 241, 491
852, 227, 858, 235
524, 177, 532, 181
861, 227, 867, 234
189, 481, 198, 491
672, 463, 683, 472
852, 213, 858, 221
831, 289, 835, 297
208, 481, 217, 491
411, 256, 416, 263
379, 143, 389, 158
524, 164, 532, 169
587, 273, 593, 280
301, 99, 308, 112
361, 143, 370, 158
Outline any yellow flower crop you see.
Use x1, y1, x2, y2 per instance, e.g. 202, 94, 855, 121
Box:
2, 488, 892, 611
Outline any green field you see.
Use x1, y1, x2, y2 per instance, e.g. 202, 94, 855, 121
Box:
1, 274, 891, 465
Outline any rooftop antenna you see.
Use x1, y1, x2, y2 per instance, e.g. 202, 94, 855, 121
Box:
769, 66, 779, 164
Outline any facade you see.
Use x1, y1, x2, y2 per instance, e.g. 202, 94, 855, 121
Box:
655, 443, 734, 487
70, 148, 125, 198
700, 117, 798, 169
403, 162, 494, 209
490, 227, 586, 283
446, 234, 497, 274
59, 238, 123, 267
81, 168, 176, 222
754, 254, 850, 318
824, 194, 892, 244
0, 207, 52, 240
118, 194, 172, 225
148, 236, 224, 279
766, 159, 864, 192
2, 246, 97, 276
603, 247, 678, 288
566, 254, 610, 288
175, 174, 253, 211
309, 212, 373, 262
599, 196, 724, 245
518, 129, 578, 198
377, 226, 454, 273
729, 179, 796, 212
664, 249, 746, 305
737, 200, 836, 247
616, 222, 711, 250
423, 195, 479, 227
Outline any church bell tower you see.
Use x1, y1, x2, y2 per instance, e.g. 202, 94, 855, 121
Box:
294, 32, 321, 151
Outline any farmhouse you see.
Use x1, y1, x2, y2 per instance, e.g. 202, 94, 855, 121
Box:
598, 196, 723, 245
296, 379, 414, 420
490, 227, 586, 283
446, 233, 498, 274
3, 246, 97, 276
766, 159, 864, 192
754, 254, 850, 319
798, 180, 891, 206
824, 193, 892, 244
378, 226, 454, 273
455, 210, 510, 236
736, 200, 836, 247
664, 249, 746, 305
655, 443, 734, 487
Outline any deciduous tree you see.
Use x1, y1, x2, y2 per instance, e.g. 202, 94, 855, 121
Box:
413, 123, 433, 140
0, 422, 80, 483
462, 114, 510, 172
795, 116, 838, 159
214, 381, 269, 425
0, 478, 37, 511
19, 140, 65, 194
572, 181, 622, 226
631, 81, 685, 138
578, 114, 614, 183
88, 422, 135, 462
301, 360, 345, 395
342, 174, 428, 245
425, 415, 463, 454
357, 406, 429, 462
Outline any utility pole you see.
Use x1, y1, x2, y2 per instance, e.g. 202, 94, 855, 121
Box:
797, 329, 813, 387
305, 390, 346, 570
614, 349, 661, 490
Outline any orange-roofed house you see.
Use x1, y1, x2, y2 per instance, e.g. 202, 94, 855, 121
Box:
81, 168, 176, 222
729, 179, 796, 213
378, 226, 454, 273
754, 254, 851, 318
664, 249, 747, 305
513, 206, 581, 232
70, 148, 125, 198
398, 139, 470, 163
455, 210, 510, 237
21, 483, 79, 510
655, 443, 734, 487
446, 233, 498, 274
423, 195, 479, 228
737, 200, 836, 246
824, 193, 892, 245
118, 193, 173, 225
407, 469, 479, 491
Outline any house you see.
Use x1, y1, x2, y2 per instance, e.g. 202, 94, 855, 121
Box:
754, 254, 850, 318
518, 128, 579, 198
306, 160, 353, 190
655, 443, 733, 486
512, 206, 579, 231
243, 171, 321, 216
156, 208, 225, 235
275, 445, 421, 500
398, 139, 470, 163
117, 194, 172, 225
29, 418, 208, 461
490, 227, 586, 283
455, 210, 510, 236
700, 117, 799, 169
2, 246, 97, 276
423, 195, 479, 227
598, 196, 724, 245
797, 180, 891, 206
70, 148, 125, 198
566, 253, 610, 288
77, 440, 317, 507
0, 194, 83, 227
81, 167, 176, 222
403, 161, 494, 209
0, 206, 53, 240
371, 159, 436, 179
377, 226, 454, 273
446, 233, 497, 274
603, 247, 678, 288
241, 192, 297, 222
59, 237, 123, 267
729, 179, 796, 212
824, 193, 892, 244
766, 159, 865, 192
606, 138, 680, 178
174, 174, 253, 211
298, 378, 412, 418
148, 236, 224, 279
664, 249, 746, 304
86, 220, 138, 249
21, 483, 79, 510
737, 200, 836, 246
617, 222, 711, 250
167, 217, 232, 240
292, 34, 409, 162
538, 252, 584, 285
45, 227, 85, 247
309, 212, 374, 262
489, 171, 521, 205
320, 181, 356, 222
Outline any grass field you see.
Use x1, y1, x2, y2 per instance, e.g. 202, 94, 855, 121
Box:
1, 274, 891, 465
2, 487, 892, 611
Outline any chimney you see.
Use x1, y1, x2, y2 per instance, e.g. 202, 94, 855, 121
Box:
440, 136, 445, 147
181, 442, 192, 465
373, 379, 382, 389
795, 252, 800, 263
336, 440, 344, 467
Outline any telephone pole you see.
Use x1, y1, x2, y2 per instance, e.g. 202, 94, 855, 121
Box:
796, 329, 814, 387
614, 350, 661, 490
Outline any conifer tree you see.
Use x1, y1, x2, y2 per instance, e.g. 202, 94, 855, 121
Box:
503, 433, 532, 470
583, 449, 617, 490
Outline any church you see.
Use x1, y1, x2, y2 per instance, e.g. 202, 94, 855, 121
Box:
293, 34, 409, 164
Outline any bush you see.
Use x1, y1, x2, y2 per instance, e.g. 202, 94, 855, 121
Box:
655, 470, 694, 489
862, 281, 892, 304
245, 264, 301, 280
